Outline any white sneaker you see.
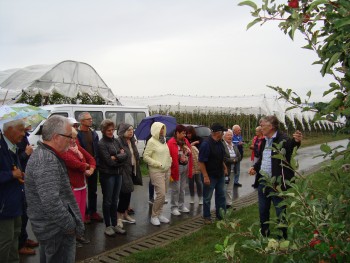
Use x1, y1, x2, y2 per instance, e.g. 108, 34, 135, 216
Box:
113, 225, 126, 235
171, 208, 181, 216
164, 199, 169, 204
190, 196, 195, 204
122, 214, 136, 224
199, 197, 203, 205
150, 216, 160, 226
179, 207, 190, 213
158, 215, 170, 223
117, 218, 123, 228
104, 226, 115, 236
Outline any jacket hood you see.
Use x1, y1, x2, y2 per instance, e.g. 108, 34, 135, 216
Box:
118, 123, 132, 137
151, 122, 166, 140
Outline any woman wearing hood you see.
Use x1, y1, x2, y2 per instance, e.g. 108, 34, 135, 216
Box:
143, 122, 172, 226
115, 123, 142, 228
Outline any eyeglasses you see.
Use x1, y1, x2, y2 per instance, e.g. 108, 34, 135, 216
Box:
58, 133, 73, 139
83, 118, 92, 121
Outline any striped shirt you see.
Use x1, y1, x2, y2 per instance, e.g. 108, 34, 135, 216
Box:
260, 132, 277, 177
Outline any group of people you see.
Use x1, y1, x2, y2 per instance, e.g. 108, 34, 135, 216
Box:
0, 112, 143, 263
0, 113, 302, 263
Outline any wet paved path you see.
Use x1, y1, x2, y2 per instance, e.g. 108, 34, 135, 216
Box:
20, 139, 348, 263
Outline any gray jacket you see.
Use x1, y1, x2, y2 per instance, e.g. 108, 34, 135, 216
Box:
222, 141, 241, 173
25, 142, 84, 240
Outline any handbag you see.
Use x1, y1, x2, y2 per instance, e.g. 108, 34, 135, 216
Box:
121, 167, 134, 194
131, 163, 143, 186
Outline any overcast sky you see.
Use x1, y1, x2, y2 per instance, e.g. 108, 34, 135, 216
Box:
0, 0, 333, 102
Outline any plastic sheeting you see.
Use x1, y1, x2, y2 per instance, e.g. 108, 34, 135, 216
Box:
0, 60, 117, 104
119, 94, 345, 131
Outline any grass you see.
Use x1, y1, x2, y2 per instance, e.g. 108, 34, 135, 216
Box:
299, 132, 349, 148
121, 139, 349, 263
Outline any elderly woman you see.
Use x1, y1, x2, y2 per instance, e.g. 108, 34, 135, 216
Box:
98, 119, 127, 237
167, 125, 193, 216
143, 122, 172, 226
116, 123, 142, 228
250, 126, 264, 188
222, 129, 241, 208
59, 127, 96, 245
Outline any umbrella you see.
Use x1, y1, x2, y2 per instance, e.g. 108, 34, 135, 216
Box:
0, 103, 49, 130
134, 114, 177, 140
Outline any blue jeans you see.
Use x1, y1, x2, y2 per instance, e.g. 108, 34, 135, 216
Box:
100, 173, 122, 227
39, 231, 76, 263
233, 162, 240, 184
258, 184, 287, 238
202, 175, 226, 220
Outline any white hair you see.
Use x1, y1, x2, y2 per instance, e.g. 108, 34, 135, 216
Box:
232, 124, 240, 130
78, 112, 90, 122
224, 129, 233, 136
42, 115, 69, 141
3, 119, 25, 132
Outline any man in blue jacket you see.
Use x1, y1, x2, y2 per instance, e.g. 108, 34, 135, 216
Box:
0, 119, 25, 263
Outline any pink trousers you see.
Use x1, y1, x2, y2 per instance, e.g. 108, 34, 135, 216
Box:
73, 188, 87, 221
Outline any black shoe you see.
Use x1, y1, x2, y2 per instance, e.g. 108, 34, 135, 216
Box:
226, 204, 232, 209
252, 184, 258, 189
234, 183, 242, 187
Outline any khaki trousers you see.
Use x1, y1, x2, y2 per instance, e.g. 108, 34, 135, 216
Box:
150, 171, 169, 217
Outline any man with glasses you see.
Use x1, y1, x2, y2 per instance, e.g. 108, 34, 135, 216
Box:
249, 115, 302, 239
77, 112, 103, 223
199, 123, 228, 225
25, 115, 84, 263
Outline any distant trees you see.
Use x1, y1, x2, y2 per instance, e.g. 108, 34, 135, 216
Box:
17, 92, 106, 106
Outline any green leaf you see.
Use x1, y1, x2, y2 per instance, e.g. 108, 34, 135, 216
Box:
279, 240, 290, 250
320, 143, 331, 153
334, 17, 350, 28
307, 0, 329, 12
306, 90, 311, 98
238, 1, 258, 10
302, 43, 313, 50
286, 105, 298, 111
325, 52, 341, 73
247, 18, 262, 30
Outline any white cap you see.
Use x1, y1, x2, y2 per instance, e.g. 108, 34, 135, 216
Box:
67, 117, 79, 126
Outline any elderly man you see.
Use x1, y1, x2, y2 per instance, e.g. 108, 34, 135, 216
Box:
199, 123, 228, 225
232, 124, 244, 187
222, 129, 241, 208
249, 115, 302, 239
25, 115, 84, 263
0, 119, 25, 263
77, 112, 103, 223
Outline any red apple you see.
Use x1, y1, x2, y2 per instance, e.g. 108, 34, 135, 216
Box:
288, 0, 299, 8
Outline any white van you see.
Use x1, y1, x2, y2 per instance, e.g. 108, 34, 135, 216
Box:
28, 104, 149, 155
